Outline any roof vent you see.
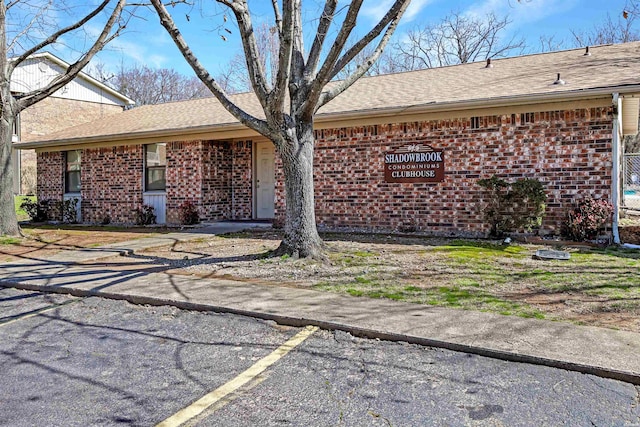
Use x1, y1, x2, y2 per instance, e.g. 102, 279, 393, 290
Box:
485, 58, 493, 68
584, 46, 591, 56
553, 73, 565, 85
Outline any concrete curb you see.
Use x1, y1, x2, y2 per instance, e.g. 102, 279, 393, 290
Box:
3, 280, 639, 386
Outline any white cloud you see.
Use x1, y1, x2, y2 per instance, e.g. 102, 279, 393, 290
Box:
361, 0, 434, 23
466, 0, 579, 25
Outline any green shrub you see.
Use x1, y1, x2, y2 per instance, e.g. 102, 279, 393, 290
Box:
179, 201, 199, 225
57, 198, 79, 224
134, 205, 156, 225
20, 198, 51, 222
478, 175, 547, 237
561, 197, 613, 241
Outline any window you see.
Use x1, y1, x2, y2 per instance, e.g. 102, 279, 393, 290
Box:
145, 143, 166, 191
523, 112, 535, 124
12, 113, 20, 142
470, 116, 480, 129
65, 150, 81, 193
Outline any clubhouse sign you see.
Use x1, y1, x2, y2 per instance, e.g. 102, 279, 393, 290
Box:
384, 144, 445, 183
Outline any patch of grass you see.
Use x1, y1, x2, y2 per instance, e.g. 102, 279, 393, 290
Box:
352, 250, 377, 257
15, 195, 35, 222
316, 281, 546, 319
436, 240, 527, 258
0, 236, 21, 245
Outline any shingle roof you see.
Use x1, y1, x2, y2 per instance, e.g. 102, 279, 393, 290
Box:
20, 41, 640, 147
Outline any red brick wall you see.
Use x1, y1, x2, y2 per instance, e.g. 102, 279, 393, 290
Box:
231, 141, 253, 219
37, 140, 252, 225
36, 151, 64, 206
166, 140, 249, 223
81, 146, 144, 224
201, 141, 233, 220
166, 140, 204, 223
275, 107, 613, 236
36, 106, 613, 233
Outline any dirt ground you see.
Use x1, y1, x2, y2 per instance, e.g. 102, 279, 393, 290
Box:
0, 226, 158, 263
137, 230, 640, 334
2, 226, 639, 333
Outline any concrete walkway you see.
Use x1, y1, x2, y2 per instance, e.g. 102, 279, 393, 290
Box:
1, 222, 639, 385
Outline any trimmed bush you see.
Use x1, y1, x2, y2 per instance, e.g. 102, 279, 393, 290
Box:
57, 198, 79, 224
20, 198, 51, 222
478, 175, 547, 237
562, 197, 613, 241
179, 201, 199, 225
134, 205, 156, 225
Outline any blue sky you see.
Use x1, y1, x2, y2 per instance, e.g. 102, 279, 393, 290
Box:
60, 0, 635, 77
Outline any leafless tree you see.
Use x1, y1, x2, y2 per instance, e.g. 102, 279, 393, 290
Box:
394, 11, 525, 69
151, 0, 411, 258
0, 0, 127, 236
216, 21, 281, 93
333, 37, 409, 79
571, 11, 640, 46
111, 65, 210, 106
537, 34, 565, 53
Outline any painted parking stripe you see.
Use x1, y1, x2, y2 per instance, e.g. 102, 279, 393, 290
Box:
156, 325, 319, 427
0, 298, 81, 327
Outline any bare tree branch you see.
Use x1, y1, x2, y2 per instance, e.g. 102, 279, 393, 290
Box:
226, 0, 270, 107
271, 0, 282, 35
9, 0, 114, 73
150, 0, 272, 136
317, 0, 410, 109
270, 0, 294, 117
312, 0, 363, 86
394, 11, 525, 70
15, 0, 127, 111
571, 11, 640, 46
306, 0, 337, 78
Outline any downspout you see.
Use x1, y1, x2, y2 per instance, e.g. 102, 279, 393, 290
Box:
612, 93, 622, 244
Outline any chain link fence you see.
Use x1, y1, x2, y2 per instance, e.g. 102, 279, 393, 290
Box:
623, 154, 640, 210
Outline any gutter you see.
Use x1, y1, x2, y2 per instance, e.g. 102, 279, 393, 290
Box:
611, 93, 622, 244
314, 84, 640, 125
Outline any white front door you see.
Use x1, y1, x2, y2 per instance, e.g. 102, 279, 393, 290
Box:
255, 141, 275, 219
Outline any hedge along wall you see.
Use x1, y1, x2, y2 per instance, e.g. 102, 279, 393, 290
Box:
275, 107, 613, 236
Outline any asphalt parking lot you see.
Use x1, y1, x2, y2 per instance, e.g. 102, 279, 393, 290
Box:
1, 287, 638, 426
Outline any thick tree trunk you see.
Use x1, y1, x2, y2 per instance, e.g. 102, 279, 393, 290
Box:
0, 105, 19, 236
275, 120, 324, 259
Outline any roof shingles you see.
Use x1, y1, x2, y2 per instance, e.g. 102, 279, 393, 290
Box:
22, 42, 640, 146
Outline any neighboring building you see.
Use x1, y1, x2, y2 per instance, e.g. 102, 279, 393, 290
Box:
15, 42, 640, 241
11, 52, 134, 194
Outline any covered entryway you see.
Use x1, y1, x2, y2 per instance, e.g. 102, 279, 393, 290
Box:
254, 141, 275, 219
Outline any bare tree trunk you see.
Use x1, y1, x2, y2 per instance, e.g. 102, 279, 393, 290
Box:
275, 121, 324, 259
0, 91, 19, 236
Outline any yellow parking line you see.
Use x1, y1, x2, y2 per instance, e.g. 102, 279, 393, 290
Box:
156, 325, 319, 427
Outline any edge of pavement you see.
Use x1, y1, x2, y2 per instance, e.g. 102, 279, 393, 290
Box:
2, 279, 639, 386
2, 222, 639, 386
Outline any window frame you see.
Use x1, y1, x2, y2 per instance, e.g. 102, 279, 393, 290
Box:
144, 143, 167, 192
64, 150, 82, 194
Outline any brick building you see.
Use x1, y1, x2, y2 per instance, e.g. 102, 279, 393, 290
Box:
16, 43, 640, 241
11, 52, 134, 194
